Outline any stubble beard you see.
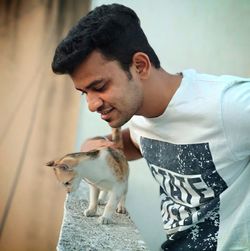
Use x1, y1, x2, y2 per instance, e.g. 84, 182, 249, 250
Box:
108, 75, 143, 128
107, 112, 132, 128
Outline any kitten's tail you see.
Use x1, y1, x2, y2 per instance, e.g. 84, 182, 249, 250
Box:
112, 127, 123, 150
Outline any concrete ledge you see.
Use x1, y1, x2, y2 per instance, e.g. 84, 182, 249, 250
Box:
57, 182, 149, 251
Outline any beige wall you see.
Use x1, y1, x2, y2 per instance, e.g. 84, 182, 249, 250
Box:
0, 1, 90, 250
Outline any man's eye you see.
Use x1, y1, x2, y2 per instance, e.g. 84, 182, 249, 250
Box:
93, 83, 106, 92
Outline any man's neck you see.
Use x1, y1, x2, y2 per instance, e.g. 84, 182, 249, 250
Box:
140, 68, 183, 118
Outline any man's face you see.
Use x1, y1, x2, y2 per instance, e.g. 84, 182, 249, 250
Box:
71, 51, 144, 128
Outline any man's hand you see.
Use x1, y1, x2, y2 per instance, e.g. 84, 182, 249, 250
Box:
80, 136, 115, 152
81, 129, 142, 161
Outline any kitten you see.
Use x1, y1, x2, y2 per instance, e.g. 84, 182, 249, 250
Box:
46, 128, 129, 224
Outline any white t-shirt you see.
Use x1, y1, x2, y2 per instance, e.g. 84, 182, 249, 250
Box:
129, 69, 250, 251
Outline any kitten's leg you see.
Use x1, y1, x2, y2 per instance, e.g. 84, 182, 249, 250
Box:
117, 183, 128, 214
116, 194, 127, 214
99, 186, 125, 224
98, 191, 119, 224
98, 190, 108, 205
84, 184, 99, 217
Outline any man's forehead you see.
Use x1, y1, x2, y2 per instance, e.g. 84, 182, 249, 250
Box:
73, 51, 109, 73
71, 55, 109, 83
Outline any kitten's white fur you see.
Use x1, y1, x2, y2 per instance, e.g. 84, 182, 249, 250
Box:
47, 128, 129, 224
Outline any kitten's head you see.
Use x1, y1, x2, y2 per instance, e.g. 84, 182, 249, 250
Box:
46, 154, 80, 193
46, 151, 100, 193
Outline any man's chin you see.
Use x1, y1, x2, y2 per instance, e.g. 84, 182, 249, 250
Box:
107, 120, 120, 128
104, 117, 119, 128
107, 117, 132, 128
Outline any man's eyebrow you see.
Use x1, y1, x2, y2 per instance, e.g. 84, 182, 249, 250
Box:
76, 79, 104, 92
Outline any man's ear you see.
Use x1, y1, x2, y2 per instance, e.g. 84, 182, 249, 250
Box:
132, 52, 151, 79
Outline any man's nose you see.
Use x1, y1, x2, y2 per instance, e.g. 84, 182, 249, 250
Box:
86, 93, 103, 112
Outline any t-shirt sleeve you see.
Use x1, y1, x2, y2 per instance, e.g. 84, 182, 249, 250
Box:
222, 80, 250, 160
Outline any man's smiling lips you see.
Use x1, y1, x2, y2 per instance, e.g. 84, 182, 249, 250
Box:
99, 107, 114, 120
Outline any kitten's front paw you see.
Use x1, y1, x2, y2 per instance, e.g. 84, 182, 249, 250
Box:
84, 208, 97, 217
98, 216, 113, 224
116, 205, 127, 214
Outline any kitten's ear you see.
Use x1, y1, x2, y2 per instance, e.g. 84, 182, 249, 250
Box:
46, 160, 55, 166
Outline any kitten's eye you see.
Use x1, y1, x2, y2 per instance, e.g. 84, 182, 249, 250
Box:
59, 164, 69, 171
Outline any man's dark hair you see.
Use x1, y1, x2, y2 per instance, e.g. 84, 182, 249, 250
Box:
51, 4, 160, 75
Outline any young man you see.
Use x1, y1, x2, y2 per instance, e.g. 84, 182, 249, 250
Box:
52, 4, 250, 251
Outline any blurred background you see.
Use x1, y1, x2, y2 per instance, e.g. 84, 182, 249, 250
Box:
0, 1, 90, 250
1, 0, 250, 251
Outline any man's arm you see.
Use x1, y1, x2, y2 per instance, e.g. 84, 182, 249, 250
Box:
81, 128, 142, 161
